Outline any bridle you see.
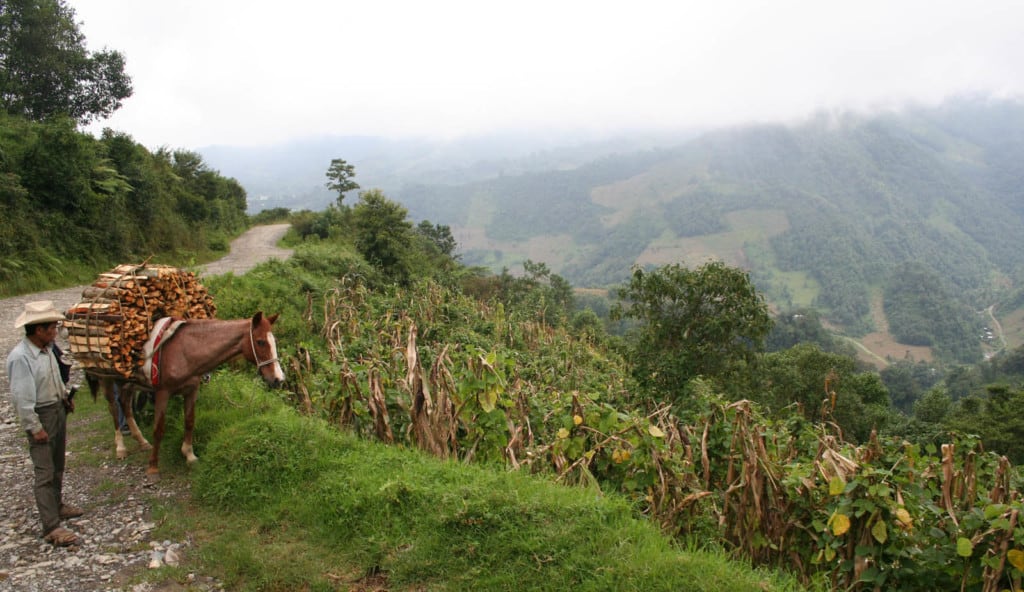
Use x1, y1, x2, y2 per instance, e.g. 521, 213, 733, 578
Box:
249, 325, 279, 370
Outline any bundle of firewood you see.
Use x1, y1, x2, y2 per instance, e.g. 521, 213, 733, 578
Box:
66, 263, 216, 378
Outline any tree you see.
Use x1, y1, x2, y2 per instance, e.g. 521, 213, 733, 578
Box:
758, 344, 891, 442
880, 359, 943, 413
352, 189, 413, 283
767, 307, 854, 356
0, 0, 132, 123
612, 261, 772, 399
416, 220, 457, 257
491, 260, 576, 328
945, 386, 1024, 464
325, 158, 359, 206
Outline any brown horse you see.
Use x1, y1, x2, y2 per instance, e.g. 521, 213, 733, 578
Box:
87, 312, 285, 482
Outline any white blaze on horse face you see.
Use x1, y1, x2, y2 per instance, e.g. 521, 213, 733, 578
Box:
267, 332, 285, 383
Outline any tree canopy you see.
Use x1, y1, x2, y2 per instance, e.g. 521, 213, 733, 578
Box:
0, 116, 247, 293
612, 261, 772, 401
352, 189, 414, 283
0, 0, 132, 123
325, 158, 359, 206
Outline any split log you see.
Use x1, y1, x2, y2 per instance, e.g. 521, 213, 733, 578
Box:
66, 262, 216, 378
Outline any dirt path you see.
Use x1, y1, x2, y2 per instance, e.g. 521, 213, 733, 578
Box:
198, 223, 292, 278
986, 304, 1007, 350
0, 224, 291, 591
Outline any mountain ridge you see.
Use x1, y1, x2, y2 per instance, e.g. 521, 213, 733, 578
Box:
201, 98, 1024, 364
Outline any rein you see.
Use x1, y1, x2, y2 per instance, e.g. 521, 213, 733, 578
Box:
249, 326, 278, 370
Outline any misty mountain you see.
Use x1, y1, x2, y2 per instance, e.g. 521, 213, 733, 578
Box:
200, 129, 700, 213
203, 98, 1024, 363
401, 100, 1024, 359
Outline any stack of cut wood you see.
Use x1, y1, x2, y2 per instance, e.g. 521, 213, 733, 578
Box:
66, 263, 216, 378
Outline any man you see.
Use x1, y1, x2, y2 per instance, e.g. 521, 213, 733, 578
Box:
6, 301, 84, 547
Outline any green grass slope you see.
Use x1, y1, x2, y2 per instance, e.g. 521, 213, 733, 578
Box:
137, 372, 803, 592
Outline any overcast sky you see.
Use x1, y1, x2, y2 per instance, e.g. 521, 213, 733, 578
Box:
70, 0, 1024, 150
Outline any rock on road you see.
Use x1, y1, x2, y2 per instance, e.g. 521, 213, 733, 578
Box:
0, 224, 292, 592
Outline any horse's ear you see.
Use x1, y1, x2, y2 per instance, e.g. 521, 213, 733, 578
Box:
251, 311, 264, 327
267, 313, 279, 325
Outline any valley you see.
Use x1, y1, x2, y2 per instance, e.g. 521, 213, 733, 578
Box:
203, 98, 1024, 368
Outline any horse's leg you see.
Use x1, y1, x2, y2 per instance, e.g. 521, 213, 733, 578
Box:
181, 383, 199, 465
120, 384, 151, 450
147, 388, 170, 483
103, 379, 129, 460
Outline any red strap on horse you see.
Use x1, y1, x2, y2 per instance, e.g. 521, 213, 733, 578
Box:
150, 318, 176, 387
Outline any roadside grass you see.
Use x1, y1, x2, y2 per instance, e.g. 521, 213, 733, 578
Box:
194, 373, 804, 591
71, 372, 809, 591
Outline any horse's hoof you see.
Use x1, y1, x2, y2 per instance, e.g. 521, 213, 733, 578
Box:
116, 450, 128, 460
145, 472, 161, 486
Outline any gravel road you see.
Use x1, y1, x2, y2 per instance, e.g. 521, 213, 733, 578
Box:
0, 224, 292, 592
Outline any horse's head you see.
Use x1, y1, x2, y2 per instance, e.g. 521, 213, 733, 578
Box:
244, 311, 285, 388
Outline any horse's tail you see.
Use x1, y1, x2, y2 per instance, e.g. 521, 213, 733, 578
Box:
85, 373, 100, 402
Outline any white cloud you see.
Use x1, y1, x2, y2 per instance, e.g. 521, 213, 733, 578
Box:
70, 0, 1024, 148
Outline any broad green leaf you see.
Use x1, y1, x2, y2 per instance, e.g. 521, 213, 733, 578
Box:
956, 537, 973, 557
984, 504, 1008, 520
557, 428, 570, 439
858, 566, 881, 584
829, 476, 846, 496
1007, 549, 1024, 571
824, 546, 836, 561
648, 425, 665, 438
871, 520, 887, 544
895, 508, 913, 529
479, 388, 498, 413
830, 512, 850, 536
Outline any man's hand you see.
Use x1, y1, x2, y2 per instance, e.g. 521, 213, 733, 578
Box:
64, 385, 78, 413
32, 428, 49, 443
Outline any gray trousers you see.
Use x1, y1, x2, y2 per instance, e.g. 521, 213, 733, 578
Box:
26, 402, 66, 536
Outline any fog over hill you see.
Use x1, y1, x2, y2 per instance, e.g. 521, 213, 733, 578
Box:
201, 98, 1024, 364
200, 129, 702, 214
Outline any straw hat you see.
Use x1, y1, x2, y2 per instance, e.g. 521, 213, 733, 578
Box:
14, 300, 65, 329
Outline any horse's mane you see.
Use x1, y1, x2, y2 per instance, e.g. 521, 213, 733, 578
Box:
179, 317, 248, 333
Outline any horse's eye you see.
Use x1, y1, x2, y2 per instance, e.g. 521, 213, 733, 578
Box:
256, 340, 267, 347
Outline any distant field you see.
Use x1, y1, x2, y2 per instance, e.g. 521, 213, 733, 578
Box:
857, 332, 934, 367
453, 226, 576, 271
772, 270, 819, 309
635, 208, 790, 268
590, 160, 706, 227
855, 289, 934, 368
998, 307, 1024, 350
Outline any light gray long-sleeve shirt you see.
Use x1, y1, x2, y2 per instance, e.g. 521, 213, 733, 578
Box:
6, 338, 65, 434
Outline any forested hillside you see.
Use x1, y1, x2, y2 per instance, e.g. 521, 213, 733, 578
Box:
0, 0, 247, 294
389, 100, 1024, 363
0, 114, 248, 294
